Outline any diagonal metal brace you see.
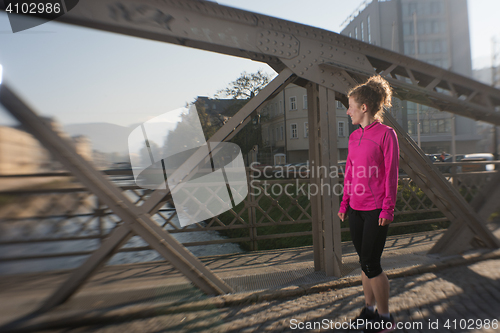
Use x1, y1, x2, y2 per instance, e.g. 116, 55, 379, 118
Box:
0, 83, 233, 311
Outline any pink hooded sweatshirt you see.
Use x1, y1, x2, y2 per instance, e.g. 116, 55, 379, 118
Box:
339, 121, 399, 221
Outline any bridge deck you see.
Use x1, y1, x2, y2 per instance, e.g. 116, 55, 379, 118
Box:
1, 228, 498, 331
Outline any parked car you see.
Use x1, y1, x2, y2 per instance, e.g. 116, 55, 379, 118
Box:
438, 154, 465, 173
460, 153, 495, 172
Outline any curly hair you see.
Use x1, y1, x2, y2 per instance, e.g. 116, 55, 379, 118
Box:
347, 75, 392, 121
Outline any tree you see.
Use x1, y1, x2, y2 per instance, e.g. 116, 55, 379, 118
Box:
216, 70, 271, 99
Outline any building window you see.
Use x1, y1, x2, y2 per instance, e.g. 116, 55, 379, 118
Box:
280, 125, 284, 140
338, 121, 345, 137
336, 101, 345, 109
279, 100, 283, 114
291, 123, 298, 138
303, 95, 308, 109
290, 96, 297, 110
304, 122, 309, 138
423, 119, 430, 134
408, 120, 416, 135
361, 21, 364, 41
367, 16, 371, 43
349, 32, 352, 38
275, 127, 279, 142
430, 119, 438, 133
355, 26, 358, 40
445, 118, 451, 133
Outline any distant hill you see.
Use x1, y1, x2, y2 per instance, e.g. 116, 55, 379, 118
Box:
64, 122, 179, 154
64, 123, 133, 154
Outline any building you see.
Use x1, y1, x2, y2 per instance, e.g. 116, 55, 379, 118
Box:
341, 0, 481, 154
473, 66, 500, 157
0, 117, 93, 175
260, 84, 350, 165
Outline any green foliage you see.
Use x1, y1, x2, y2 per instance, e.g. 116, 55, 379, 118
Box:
216, 70, 271, 99
216, 178, 455, 251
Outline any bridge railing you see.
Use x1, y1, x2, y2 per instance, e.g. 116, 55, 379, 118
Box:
0, 163, 497, 271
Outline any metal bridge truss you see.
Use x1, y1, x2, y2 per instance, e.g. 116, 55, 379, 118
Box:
1, 0, 499, 313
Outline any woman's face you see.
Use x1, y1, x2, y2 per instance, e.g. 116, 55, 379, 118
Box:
347, 96, 366, 125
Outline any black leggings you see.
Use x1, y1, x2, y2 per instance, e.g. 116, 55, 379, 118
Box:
348, 208, 389, 278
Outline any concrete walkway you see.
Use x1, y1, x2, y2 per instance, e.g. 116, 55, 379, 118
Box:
1, 230, 500, 332
45, 257, 500, 333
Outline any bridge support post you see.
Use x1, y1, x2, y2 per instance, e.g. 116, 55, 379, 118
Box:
307, 82, 342, 276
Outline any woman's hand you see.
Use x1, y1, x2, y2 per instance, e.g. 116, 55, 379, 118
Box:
338, 212, 345, 222
378, 218, 391, 226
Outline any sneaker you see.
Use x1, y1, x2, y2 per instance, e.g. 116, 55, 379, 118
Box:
350, 307, 378, 330
363, 313, 395, 333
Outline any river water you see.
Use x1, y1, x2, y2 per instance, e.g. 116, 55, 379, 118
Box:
0, 181, 244, 276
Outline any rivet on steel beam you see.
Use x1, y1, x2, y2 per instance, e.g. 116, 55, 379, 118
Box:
331, 84, 335, 87
258, 41, 263, 45
292, 64, 296, 68
267, 31, 271, 35
320, 51, 324, 55
295, 41, 299, 46
288, 44, 292, 48
309, 63, 313, 66
322, 80, 325, 83
289, 36, 293, 40
280, 42, 284, 46
329, 46, 333, 50
293, 50, 297, 53
275, 32, 279, 36
296, 59, 301, 63
331, 72, 334, 76
264, 47, 269, 51
307, 50, 311, 54
302, 55, 306, 59
321, 69, 325, 73
272, 49, 276, 53
287, 52, 291, 56
260, 33, 264, 37
314, 59, 317, 63
300, 72, 304, 75
266, 38, 270, 42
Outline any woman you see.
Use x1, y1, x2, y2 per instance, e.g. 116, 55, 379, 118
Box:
337, 75, 399, 333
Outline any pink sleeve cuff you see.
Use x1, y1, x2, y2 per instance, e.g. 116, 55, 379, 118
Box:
379, 210, 394, 222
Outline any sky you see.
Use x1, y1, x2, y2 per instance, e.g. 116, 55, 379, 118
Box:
0, 0, 499, 128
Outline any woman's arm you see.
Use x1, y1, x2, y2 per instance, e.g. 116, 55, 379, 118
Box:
380, 129, 399, 222
339, 154, 353, 215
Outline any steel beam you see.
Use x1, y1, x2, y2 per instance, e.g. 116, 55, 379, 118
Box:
19, 0, 500, 126
0, 68, 295, 311
306, 83, 324, 271
436, 169, 500, 253
141, 68, 297, 215
382, 113, 500, 254
318, 86, 342, 276
0, 83, 234, 311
